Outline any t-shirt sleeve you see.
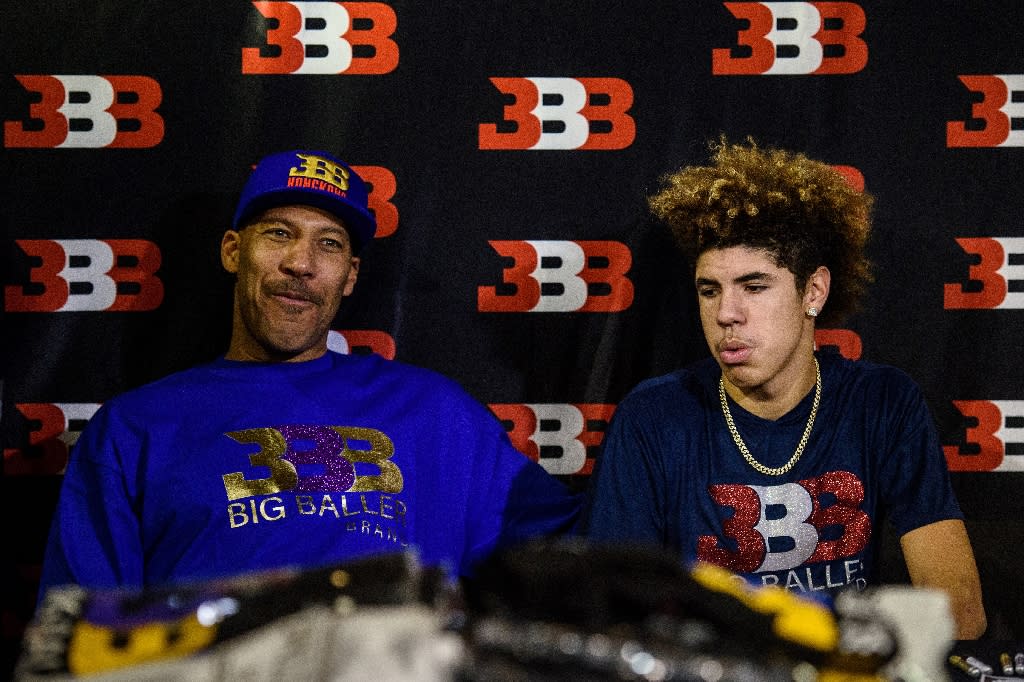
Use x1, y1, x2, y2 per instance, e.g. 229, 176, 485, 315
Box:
459, 402, 583, 577
877, 372, 964, 536
37, 402, 145, 603
581, 389, 670, 547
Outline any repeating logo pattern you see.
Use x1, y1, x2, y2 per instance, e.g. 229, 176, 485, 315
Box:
478, 240, 634, 312
479, 77, 635, 150
243, 2, 399, 74
944, 237, 1024, 309
490, 403, 615, 475
5, 75, 163, 148
3, 403, 100, 476
713, 2, 868, 75
944, 401, 1024, 472
6, 239, 164, 312
947, 75, 1024, 148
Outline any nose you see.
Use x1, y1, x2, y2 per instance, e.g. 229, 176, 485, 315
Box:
715, 288, 744, 327
280, 238, 316, 278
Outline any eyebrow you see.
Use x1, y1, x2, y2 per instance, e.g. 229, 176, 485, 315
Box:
695, 271, 777, 287
251, 218, 348, 237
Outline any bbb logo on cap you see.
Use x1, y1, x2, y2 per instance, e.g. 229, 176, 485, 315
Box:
287, 153, 351, 195
233, 149, 377, 253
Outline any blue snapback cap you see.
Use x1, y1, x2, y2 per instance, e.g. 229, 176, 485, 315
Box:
232, 150, 377, 253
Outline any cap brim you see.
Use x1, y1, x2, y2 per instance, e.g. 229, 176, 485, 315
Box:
234, 188, 377, 254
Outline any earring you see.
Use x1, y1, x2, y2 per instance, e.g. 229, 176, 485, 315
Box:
806, 307, 819, 318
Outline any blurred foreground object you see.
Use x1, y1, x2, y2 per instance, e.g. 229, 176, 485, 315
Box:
16, 540, 955, 680
461, 539, 953, 681
16, 552, 462, 681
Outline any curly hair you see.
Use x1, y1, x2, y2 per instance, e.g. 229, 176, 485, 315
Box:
648, 137, 874, 326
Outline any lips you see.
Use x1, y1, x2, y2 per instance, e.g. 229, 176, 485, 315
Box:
718, 340, 752, 365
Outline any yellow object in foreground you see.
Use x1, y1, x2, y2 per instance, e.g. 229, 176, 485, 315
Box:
689, 562, 839, 653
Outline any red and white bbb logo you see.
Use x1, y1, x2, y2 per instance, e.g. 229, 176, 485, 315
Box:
713, 2, 867, 75
478, 240, 634, 312
328, 329, 396, 358
944, 401, 1024, 472
490, 403, 615, 475
6, 239, 164, 312
3, 403, 100, 476
479, 77, 635, 150
5, 75, 164, 148
947, 75, 1024, 148
243, 2, 398, 75
698, 471, 870, 573
944, 237, 1024, 309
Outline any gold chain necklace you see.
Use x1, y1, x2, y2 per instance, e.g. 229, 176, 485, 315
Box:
718, 358, 821, 476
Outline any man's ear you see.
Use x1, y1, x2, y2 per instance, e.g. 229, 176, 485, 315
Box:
342, 257, 360, 297
804, 265, 831, 312
221, 230, 241, 274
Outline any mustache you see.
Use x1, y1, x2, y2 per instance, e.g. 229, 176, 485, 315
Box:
717, 338, 751, 351
264, 282, 324, 305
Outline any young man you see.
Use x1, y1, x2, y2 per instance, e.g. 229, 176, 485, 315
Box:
38, 150, 580, 597
584, 139, 986, 639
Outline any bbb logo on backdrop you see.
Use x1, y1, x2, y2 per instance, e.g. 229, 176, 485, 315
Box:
351, 165, 399, 239
4, 75, 163, 148
490, 403, 615, 476
944, 237, 1024, 309
327, 329, 396, 358
479, 77, 635, 150
3, 403, 99, 476
243, 1, 398, 75
5, 239, 164, 312
713, 2, 868, 75
945, 401, 1024, 473
947, 74, 1024, 148
478, 240, 634, 312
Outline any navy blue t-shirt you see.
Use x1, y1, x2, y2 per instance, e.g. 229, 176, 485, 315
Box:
585, 350, 962, 597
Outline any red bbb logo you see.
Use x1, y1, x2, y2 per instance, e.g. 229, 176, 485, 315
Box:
327, 329, 396, 358
713, 2, 868, 75
243, 2, 398, 75
3, 403, 100, 476
479, 77, 635, 150
352, 165, 398, 238
478, 240, 634, 312
5, 75, 163, 148
944, 401, 1024, 472
944, 237, 1024, 309
698, 471, 870, 572
490, 403, 615, 476
814, 329, 861, 359
6, 239, 164, 312
947, 75, 1024, 147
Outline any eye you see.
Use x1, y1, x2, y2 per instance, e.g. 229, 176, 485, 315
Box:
320, 237, 349, 252
262, 227, 291, 240
697, 287, 718, 298
745, 284, 768, 293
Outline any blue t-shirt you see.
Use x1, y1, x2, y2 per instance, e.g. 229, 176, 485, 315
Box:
584, 350, 962, 597
39, 352, 581, 597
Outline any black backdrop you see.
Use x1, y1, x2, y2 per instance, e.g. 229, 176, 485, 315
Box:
3, 1, 1023, 670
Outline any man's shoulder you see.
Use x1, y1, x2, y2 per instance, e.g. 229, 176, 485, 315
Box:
618, 358, 717, 416
820, 349, 919, 389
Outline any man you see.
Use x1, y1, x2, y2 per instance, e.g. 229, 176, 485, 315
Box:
38, 150, 580, 597
584, 139, 987, 639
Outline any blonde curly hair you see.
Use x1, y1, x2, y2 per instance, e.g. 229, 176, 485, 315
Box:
649, 137, 874, 326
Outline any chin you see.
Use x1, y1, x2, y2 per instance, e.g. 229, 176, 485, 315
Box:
721, 364, 761, 388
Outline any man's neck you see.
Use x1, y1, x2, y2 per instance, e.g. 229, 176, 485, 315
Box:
724, 355, 819, 421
